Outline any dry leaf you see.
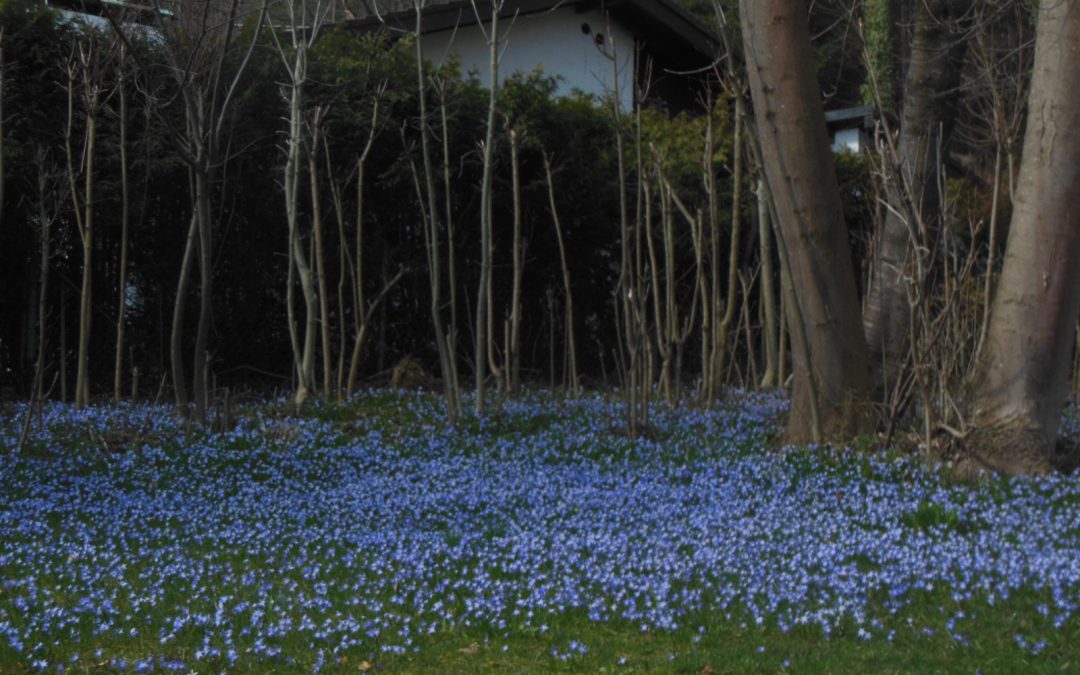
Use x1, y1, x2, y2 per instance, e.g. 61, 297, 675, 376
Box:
458, 642, 482, 655
358, 660, 374, 672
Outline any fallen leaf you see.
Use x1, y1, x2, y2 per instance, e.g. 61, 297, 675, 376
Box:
358, 660, 373, 672
459, 642, 482, 655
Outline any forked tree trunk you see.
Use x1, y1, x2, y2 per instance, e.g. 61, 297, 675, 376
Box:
964, 0, 1080, 476
65, 47, 101, 410
739, 0, 874, 442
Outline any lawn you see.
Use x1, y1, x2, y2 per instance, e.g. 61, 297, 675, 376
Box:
1, 390, 1079, 673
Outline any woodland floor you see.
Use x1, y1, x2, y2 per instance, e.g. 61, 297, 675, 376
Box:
1, 390, 1079, 673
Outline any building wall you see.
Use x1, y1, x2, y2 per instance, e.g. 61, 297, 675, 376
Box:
419, 5, 635, 109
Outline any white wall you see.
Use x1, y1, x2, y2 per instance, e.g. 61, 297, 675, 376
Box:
420, 6, 635, 109
831, 127, 861, 154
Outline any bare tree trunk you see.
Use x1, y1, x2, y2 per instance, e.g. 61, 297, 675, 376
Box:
65, 45, 102, 410
285, 230, 300, 390
192, 167, 213, 418
281, 56, 316, 402
541, 150, 579, 396
271, 1, 327, 404
713, 95, 744, 395
114, 47, 130, 403
0, 29, 5, 235
607, 31, 646, 434
309, 109, 333, 396
111, 0, 269, 418
169, 209, 197, 409
437, 81, 460, 381
474, 1, 502, 413
329, 144, 351, 399
31, 147, 59, 416
757, 176, 778, 388
507, 126, 523, 396
704, 97, 719, 402
778, 258, 788, 387
60, 285, 67, 403
964, 0, 1080, 476
345, 98, 380, 397
644, 175, 669, 402
413, 1, 460, 421
740, 0, 874, 442
861, 0, 971, 397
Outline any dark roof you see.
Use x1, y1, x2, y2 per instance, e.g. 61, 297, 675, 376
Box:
823, 104, 876, 126
44, 0, 167, 22
344, 0, 721, 65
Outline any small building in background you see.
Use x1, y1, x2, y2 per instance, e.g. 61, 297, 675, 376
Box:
346, 0, 721, 112
825, 104, 876, 154
40, 0, 165, 27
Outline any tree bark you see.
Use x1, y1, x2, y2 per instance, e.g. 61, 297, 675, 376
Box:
713, 96, 744, 395
114, 48, 130, 403
414, 1, 460, 421
475, 3, 501, 413
542, 150, 578, 396
192, 165, 213, 418
757, 177, 778, 389
309, 109, 333, 397
861, 0, 971, 397
740, 0, 874, 442
0, 29, 5, 235
507, 126, 523, 396
171, 212, 197, 408
964, 0, 1080, 476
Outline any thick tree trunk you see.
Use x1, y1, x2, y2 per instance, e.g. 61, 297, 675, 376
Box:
964, 0, 1080, 476
862, 0, 971, 396
740, 0, 874, 442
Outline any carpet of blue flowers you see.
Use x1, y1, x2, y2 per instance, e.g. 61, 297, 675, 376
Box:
1, 390, 1079, 672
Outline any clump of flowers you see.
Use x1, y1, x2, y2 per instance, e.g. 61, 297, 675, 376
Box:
0, 390, 1077, 670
